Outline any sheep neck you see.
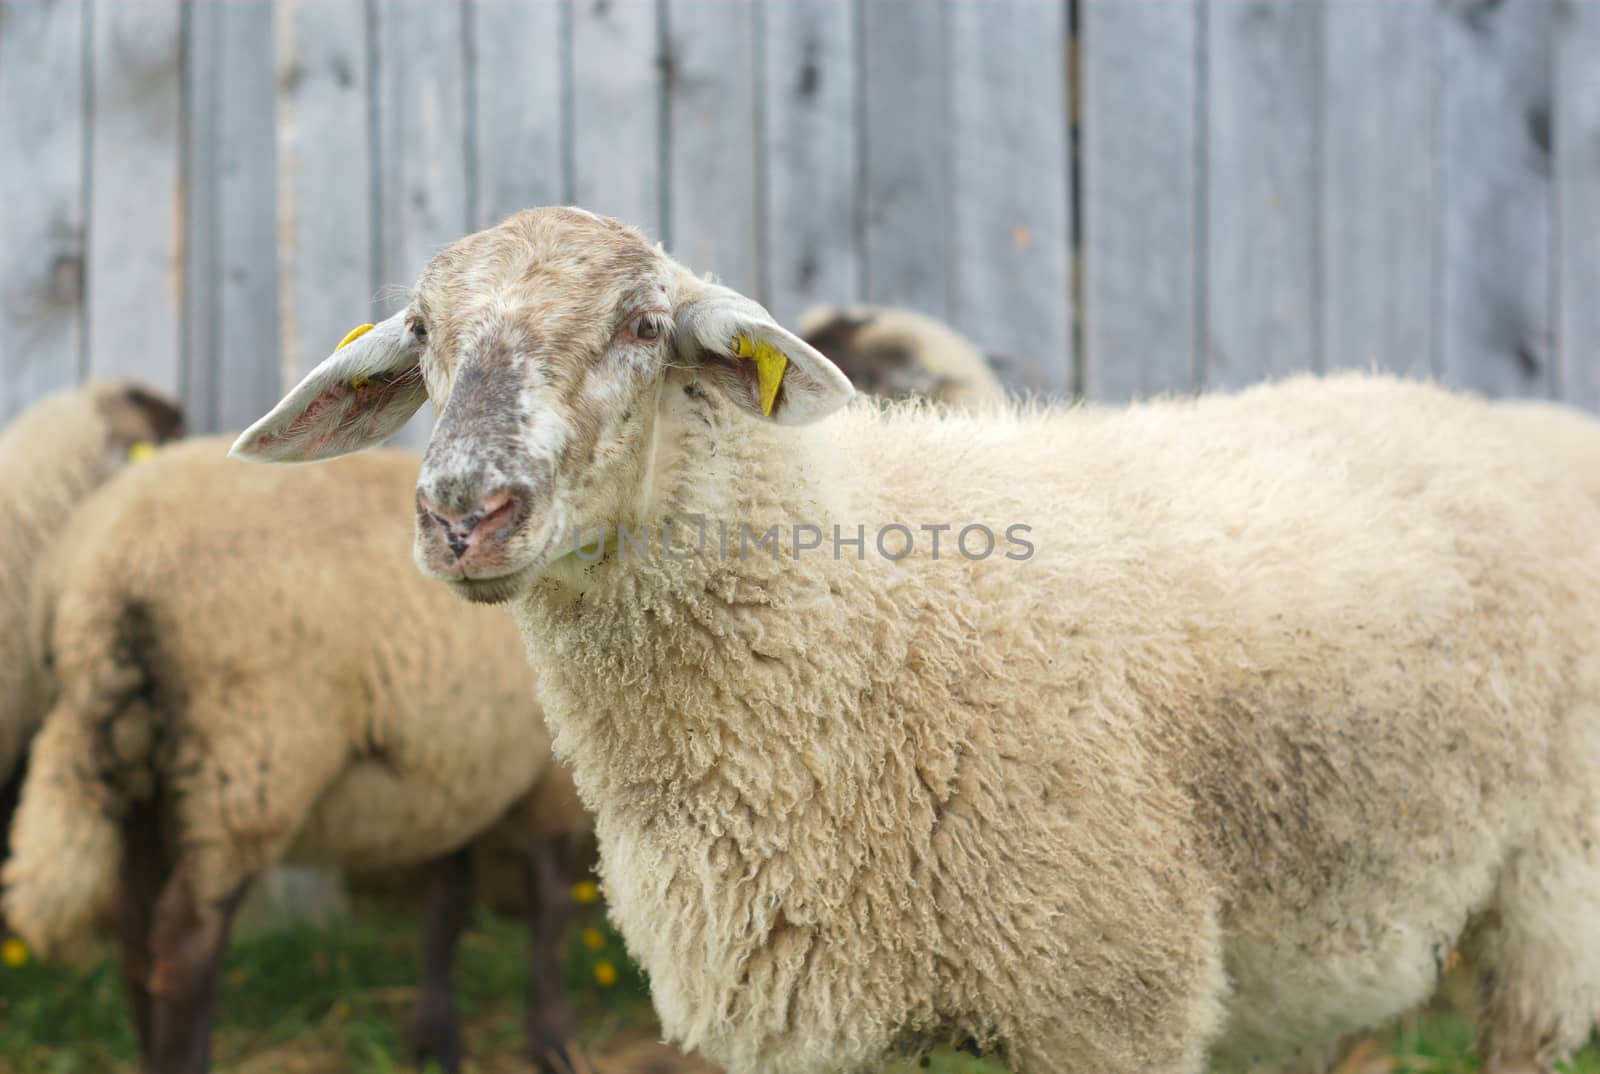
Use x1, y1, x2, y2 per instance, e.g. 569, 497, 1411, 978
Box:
517, 385, 924, 837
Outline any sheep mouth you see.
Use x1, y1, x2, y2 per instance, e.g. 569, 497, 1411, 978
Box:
446, 565, 540, 606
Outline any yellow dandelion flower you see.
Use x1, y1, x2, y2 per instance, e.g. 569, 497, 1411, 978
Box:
593, 959, 618, 987
1, 937, 28, 968
581, 927, 606, 951
571, 880, 600, 905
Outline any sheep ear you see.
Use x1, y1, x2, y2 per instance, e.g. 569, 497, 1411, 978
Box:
676, 286, 854, 425
230, 312, 427, 463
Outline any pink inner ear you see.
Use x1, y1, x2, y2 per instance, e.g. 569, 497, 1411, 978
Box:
282, 388, 346, 443
253, 367, 423, 455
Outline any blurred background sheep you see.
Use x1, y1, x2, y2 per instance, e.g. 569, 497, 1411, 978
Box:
0, 382, 184, 935
3, 437, 593, 1074
2, 0, 1599, 1072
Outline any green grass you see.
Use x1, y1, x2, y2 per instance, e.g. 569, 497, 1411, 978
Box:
0, 899, 655, 1074
2, 907, 1597, 1074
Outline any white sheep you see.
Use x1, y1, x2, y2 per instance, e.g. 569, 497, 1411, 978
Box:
796, 304, 1008, 407
232, 207, 1600, 1074
0, 381, 183, 810
1, 436, 587, 1074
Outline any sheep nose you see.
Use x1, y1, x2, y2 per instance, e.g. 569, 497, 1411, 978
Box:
417, 487, 519, 562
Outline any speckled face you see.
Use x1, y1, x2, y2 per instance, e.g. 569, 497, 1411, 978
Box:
231, 206, 855, 601
407, 208, 679, 604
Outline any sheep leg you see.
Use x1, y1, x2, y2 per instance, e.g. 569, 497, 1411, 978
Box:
1474, 807, 1600, 1074
405, 845, 474, 1074
117, 799, 168, 1063
524, 833, 579, 1074
146, 869, 249, 1074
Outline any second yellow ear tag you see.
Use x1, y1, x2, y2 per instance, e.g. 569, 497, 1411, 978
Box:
336, 323, 375, 351
127, 441, 157, 464
733, 334, 788, 416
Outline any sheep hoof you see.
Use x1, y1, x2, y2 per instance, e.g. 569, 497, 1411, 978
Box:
529, 1031, 581, 1074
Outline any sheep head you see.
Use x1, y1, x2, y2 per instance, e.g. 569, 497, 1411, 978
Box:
92, 382, 186, 475
233, 206, 854, 604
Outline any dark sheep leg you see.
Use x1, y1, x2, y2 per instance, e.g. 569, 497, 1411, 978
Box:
146, 869, 249, 1074
525, 834, 580, 1074
406, 845, 475, 1074
117, 799, 168, 1064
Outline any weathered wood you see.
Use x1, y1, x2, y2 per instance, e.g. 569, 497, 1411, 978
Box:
860, 0, 949, 316
948, 0, 1071, 396
571, 0, 662, 237
186, 0, 280, 434
85, 0, 184, 396
665, 0, 759, 296
374, 0, 470, 446
374, 0, 470, 297
1320, 0, 1434, 379
184, 0, 220, 429
0, 0, 88, 421
274, 0, 374, 386
213, 0, 281, 433
761, 0, 858, 329
1556, 0, 1600, 411
1081, 0, 1199, 401
8, 0, 1598, 423
1203, 0, 1319, 389
471, 0, 566, 227
1437, 0, 1555, 398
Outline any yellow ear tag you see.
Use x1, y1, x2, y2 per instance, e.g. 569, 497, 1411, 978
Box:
348, 372, 372, 391
336, 323, 375, 351
733, 333, 788, 416
127, 440, 156, 464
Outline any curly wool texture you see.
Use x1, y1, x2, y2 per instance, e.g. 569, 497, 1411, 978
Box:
2, 437, 580, 953
0, 382, 183, 783
517, 372, 1600, 1074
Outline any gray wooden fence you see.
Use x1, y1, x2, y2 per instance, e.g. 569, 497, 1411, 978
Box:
3, 0, 1598, 441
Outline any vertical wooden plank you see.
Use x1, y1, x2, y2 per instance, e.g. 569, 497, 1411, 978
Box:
85, 0, 184, 397
571, 0, 661, 235
184, 1, 220, 429
947, 0, 1070, 395
471, 0, 566, 228
274, 0, 374, 386
0, 0, 88, 421
861, 0, 949, 316
665, 0, 758, 296
374, 0, 469, 299
761, 0, 858, 329
186, 0, 280, 434
214, 1, 280, 433
1320, 0, 1434, 378
1204, 0, 1319, 389
1555, 0, 1600, 412
374, 0, 470, 447
1437, 0, 1554, 398
1081, 0, 1198, 401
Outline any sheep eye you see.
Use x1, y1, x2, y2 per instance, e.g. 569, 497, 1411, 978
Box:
411, 320, 428, 343
629, 315, 661, 342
